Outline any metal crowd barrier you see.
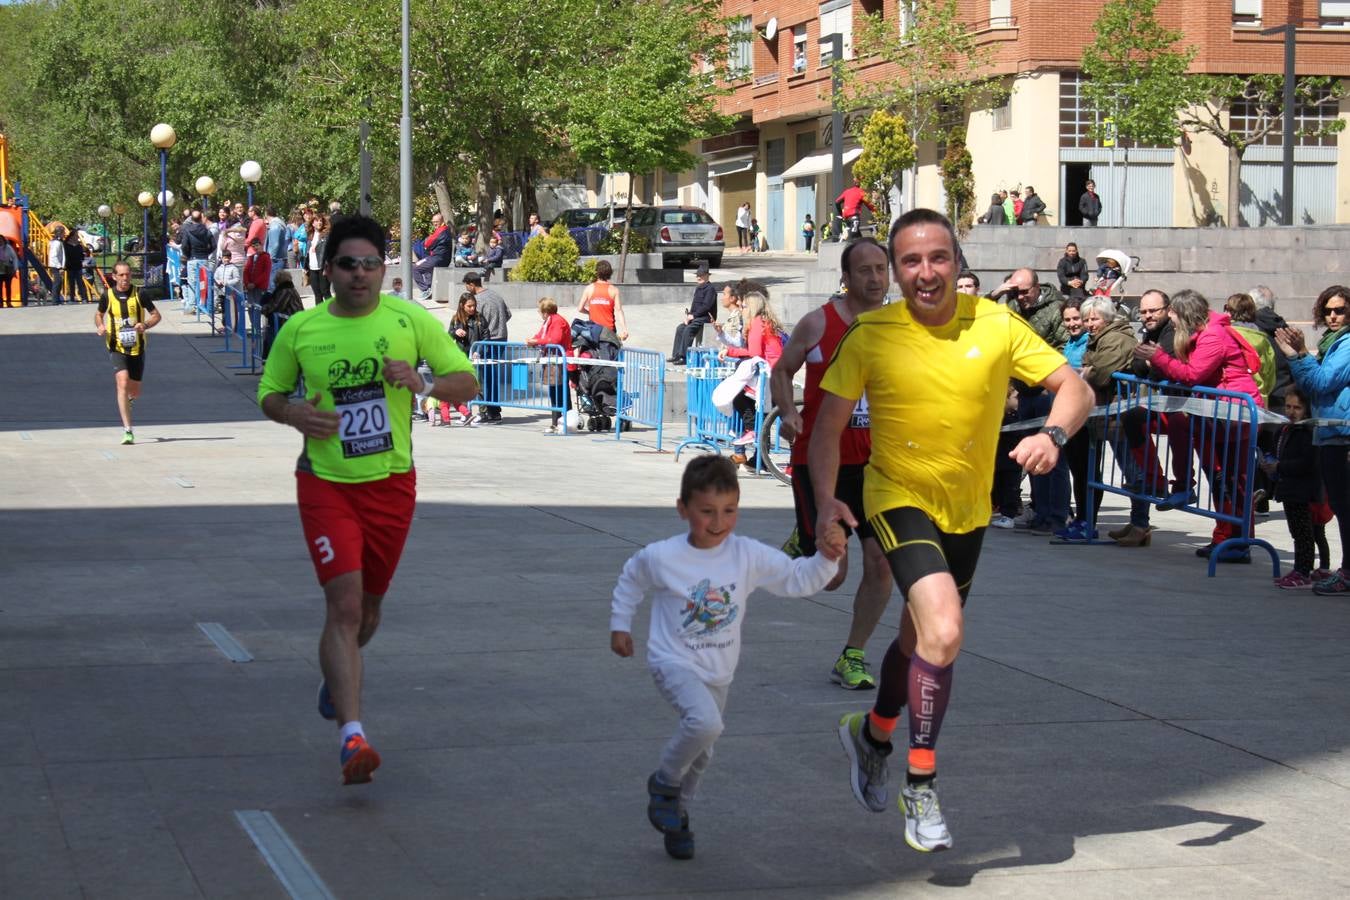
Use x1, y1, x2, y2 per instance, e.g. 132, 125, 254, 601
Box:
614, 347, 666, 450
1085, 373, 1279, 577
165, 246, 182, 307
673, 347, 772, 473
467, 340, 571, 434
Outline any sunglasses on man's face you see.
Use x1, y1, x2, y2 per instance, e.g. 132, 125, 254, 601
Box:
1325, 304, 1348, 315
331, 255, 383, 272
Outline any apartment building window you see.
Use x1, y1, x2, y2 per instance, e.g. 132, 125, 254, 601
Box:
1233, 0, 1261, 27
1321, 1, 1350, 28
1231, 84, 1342, 146
989, 0, 1012, 27
819, 0, 852, 65
793, 25, 808, 74
993, 100, 1012, 131
729, 16, 753, 79
898, 0, 917, 39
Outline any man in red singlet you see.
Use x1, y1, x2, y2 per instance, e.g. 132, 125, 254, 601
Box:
769, 238, 894, 689
578, 259, 628, 340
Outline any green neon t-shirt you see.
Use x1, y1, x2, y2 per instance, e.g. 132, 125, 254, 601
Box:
257, 295, 475, 483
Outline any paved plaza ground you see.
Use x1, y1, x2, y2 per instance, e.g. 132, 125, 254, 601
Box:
2, 297, 1349, 899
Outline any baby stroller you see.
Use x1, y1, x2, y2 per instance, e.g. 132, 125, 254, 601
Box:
571, 319, 622, 431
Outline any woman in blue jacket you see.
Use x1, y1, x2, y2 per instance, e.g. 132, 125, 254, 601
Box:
1276, 285, 1350, 594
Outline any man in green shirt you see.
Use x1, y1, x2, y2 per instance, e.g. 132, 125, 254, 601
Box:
258, 214, 477, 785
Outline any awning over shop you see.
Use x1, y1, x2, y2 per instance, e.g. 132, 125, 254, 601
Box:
707, 155, 755, 178
781, 147, 863, 180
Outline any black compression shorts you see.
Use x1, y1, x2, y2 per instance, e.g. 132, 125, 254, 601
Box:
792, 464, 874, 557
869, 506, 984, 603
110, 351, 145, 381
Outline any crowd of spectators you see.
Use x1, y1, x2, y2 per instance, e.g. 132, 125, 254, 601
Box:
961, 248, 1350, 594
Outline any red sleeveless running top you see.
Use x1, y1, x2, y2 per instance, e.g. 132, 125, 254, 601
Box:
792, 300, 872, 466
585, 281, 617, 330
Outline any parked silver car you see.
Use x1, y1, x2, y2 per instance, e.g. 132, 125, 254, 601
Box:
625, 207, 723, 267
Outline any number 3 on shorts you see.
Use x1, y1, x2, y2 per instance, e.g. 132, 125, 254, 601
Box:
313, 535, 335, 564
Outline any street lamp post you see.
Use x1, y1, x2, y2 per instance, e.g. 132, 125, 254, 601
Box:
97, 204, 111, 268
195, 175, 217, 214
1258, 22, 1298, 227
137, 191, 155, 278
240, 161, 261, 209
113, 203, 126, 263
151, 124, 177, 259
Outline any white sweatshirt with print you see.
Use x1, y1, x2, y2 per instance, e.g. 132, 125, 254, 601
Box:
610, 533, 838, 686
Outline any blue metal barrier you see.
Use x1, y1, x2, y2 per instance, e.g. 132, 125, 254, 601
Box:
467, 340, 571, 433
213, 285, 243, 355
165, 246, 182, 307
674, 347, 771, 473
614, 347, 666, 450
1090, 374, 1279, 576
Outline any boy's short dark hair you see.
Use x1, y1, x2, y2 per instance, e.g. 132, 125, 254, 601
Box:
680, 455, 740, 503
594, 260, 613, 280
323, 214, 387, 266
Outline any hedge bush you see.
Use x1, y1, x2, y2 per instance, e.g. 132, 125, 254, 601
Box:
509, 222, 588, 283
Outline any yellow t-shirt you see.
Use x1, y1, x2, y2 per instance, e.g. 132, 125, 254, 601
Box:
820, 293, 1067, 533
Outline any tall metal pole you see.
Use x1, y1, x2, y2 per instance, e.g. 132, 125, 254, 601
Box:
1281, 22, 1296, 227
159, 149, 170, 258
246, 183, 255, 209
399, 0, 413, 295
830, 32, 843, 241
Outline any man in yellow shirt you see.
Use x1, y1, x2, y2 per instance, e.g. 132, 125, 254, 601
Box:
810, 208, 1093, 852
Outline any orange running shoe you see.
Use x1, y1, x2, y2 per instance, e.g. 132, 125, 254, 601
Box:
340, 734, 381, 785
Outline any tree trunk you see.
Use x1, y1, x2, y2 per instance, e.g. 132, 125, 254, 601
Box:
1226, 144, 1244, 228
618, 174, 635, 283
433, 177, 455, 233
519, 162, 539, 221
475, 172, 493, 253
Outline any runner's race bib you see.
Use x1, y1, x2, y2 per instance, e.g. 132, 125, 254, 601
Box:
849, 393, 870, 429
333, 383, 393, 457
117, 322, 138, 350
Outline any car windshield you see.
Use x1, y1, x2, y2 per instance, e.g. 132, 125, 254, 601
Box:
660, 210, 714, 225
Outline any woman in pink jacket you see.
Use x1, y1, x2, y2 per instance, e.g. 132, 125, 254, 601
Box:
722, 290, 785, 453
1134, 289, 1265, 560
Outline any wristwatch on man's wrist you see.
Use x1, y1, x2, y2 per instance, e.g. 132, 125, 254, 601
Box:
1039, 425, 1069, 448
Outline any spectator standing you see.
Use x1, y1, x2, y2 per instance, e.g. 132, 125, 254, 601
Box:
578, 259, 628, 341
1063, 297, 1138, 541
64, 229, 89, 303
525, 296, 577, 433
1056, 242, 1088, 300
527, 212, 548, 240
1275, 285, 1350, 594
260, 271, 303, 359
802, 213, 815, 252
1263, 387, 1332, 588
1114, 289, 1176, 546
670, 261, 717, 364
0, 237, 18, 307
749, 219, 762, 252
1003, 189, 1019, 225
307, 215, 330, 303
1061, 304, 1088, 367
1248, 284, 1293, 414
1224, 293, 1276, 406
735, 203, 751, 253
1017, 186, 1046, 225
47, 225, 66, 304
293, 209, 313, 272
1079, 179, 1102, 226
180, 209, 215, 314
464, 270, 510, 422
446, 291, 488, 424
243, 238, 272, 337
979, 192, 1008, 226
1134, 290, 1265, 563
245, 205, 268, 251
265, 207, 288, 289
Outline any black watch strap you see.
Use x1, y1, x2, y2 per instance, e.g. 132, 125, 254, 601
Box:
1039, 425, 1069, 447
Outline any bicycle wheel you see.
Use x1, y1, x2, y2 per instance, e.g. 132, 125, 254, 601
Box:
757, 406, 796, 486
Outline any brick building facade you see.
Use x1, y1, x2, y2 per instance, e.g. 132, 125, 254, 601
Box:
580, 1, 1350, 246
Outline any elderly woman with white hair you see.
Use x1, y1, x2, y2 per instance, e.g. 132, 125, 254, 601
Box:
1056, 297, 1139, 543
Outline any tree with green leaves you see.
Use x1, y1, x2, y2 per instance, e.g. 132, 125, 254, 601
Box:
841, 0, 1004, 216
1178, 75, 1346, 226
851, 110, 915, 225
1080, 0, 1196, 223
939, 128, 974, 236
566, 0, 729, 279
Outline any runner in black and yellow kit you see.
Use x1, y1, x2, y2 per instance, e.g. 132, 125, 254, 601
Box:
95, 260, 162, 445
811, 209, 1093, 852
257, 215, 478, 785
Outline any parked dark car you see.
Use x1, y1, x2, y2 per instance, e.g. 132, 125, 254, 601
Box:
625, 206, 723, 267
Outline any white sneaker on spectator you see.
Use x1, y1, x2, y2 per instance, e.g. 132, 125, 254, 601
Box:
989, 515, 1015, 529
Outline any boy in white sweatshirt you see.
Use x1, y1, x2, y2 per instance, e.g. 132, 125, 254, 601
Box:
610, 455, 839, 860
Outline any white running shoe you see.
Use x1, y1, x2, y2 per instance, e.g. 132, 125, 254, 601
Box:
899, 780, 953, 852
